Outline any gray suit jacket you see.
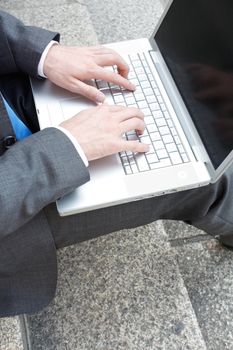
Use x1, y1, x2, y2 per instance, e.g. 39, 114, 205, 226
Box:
0, 11, 90, 317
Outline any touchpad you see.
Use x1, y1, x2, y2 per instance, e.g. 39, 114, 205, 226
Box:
59, 97, 95, 120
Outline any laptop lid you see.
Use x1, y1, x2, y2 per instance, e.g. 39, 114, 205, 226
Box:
150, 0, 233, 182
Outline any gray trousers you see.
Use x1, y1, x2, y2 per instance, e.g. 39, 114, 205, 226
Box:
44, 165, 233, 249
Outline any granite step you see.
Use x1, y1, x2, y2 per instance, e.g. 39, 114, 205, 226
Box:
0, 222, 206, 350
24, 221, 207, 350
0, 317, 24, 350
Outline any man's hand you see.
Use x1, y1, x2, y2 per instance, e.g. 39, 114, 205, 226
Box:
44, 45, 135, 103
60, 104, 149, 161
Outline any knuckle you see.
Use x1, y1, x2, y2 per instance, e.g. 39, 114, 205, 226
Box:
83, 86, 102, 101
69, 83, 81, 94
82, 85, 93, 95
86, 65, 97, 75
134, 117, 143, 125
89, 91, 99, 100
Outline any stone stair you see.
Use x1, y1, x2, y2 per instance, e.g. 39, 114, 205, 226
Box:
23, 222, 207, 350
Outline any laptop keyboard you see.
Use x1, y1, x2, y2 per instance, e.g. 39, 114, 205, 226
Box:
95, 52, 190, 175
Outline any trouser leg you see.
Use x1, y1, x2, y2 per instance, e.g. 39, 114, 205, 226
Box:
44, 165, 233, 249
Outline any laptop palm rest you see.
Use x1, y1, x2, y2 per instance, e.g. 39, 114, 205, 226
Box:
57, 158, 205, 216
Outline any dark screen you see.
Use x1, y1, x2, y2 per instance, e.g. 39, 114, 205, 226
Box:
155, 0, 233, 169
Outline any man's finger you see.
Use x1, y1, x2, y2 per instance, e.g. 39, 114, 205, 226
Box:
94, 68, 136, 91
120, 140, 149, 153
95, 53, 130, 78
87, 46, 130, 78
73, 80, 105, 103
115, 106, 145, 122
119, 118, 145, 135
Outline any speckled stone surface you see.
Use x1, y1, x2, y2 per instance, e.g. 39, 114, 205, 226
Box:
0, 317, 24, 350
173, 239, 233, 350
86, 0, 164, 44
163, 220, 210, 240
1, 3, 98, 46
27, 223, 206, 350
0, 0, 75, 11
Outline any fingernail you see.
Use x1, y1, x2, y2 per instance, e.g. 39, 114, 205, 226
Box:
96, 93, 105, 103
129, 82, 136, 90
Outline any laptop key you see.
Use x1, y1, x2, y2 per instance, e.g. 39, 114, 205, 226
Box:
152, 110, 163, 118
137, 74, 148, 81
146, 95, 157, 104
125, 97, 136, 105
114, 95, 125, 103
141, 81, 151, 89
146, 153, 159, 163
135, 155, 150, 171
124, 165, 132, 174
157, 149, 168, 159
135, 67, 145, 74
162, 134, 173, 143
150, 158, 171, 169
138, 100, 149, 109
96, 80, 109, 90
134, 93, 145, 101
141, 108, 151, 116
181, 154, 189, 163
150, 103, 160, 111
156, 118, 167, 127
153, 140, 164, 149
159, 126, 170, 135
170, 152, 182, 164
166, 143, 177, 152
147, 124, 158, 133
150, 131, 161, 141
144, 88, 154, 96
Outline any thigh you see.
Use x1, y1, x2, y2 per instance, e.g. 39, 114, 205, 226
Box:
44, 167, 233, 249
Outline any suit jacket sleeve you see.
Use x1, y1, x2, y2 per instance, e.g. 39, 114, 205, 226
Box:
0, 128, 90, 237
0, 10, 60, 76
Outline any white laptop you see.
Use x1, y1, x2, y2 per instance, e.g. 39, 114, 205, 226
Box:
31, 0, 233, 216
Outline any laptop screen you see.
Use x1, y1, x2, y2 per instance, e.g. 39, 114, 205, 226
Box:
155, 0, 233, 169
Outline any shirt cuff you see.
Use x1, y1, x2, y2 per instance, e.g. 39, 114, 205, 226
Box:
37, 40, 59, 78
54, 126, 89, 167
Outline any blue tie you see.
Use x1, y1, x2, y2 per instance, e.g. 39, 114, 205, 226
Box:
1, 94, 31, 140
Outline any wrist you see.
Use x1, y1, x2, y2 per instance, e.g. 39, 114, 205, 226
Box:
42, 42, 60, 78
55, 126, 89, 167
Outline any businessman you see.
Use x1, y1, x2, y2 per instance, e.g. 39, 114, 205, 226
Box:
0, 10, 233, 317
